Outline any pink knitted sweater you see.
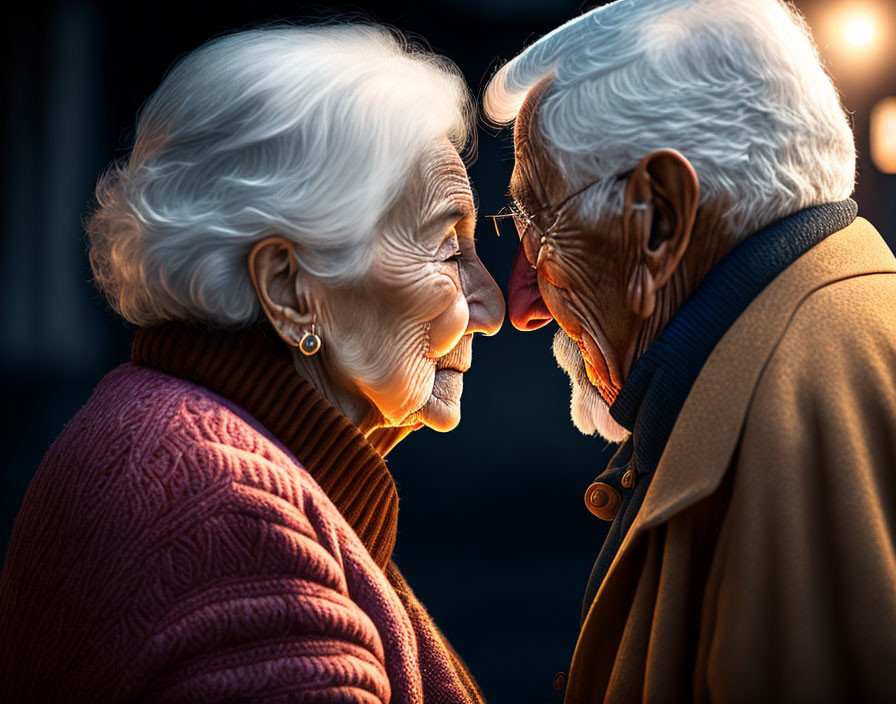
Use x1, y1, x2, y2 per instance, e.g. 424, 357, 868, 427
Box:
0, 325, 482, 703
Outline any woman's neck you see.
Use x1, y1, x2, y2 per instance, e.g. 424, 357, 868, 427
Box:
288, 348, 415, 457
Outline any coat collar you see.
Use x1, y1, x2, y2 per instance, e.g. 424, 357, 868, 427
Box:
610, 200, 857, 477
615, 216, 896, 561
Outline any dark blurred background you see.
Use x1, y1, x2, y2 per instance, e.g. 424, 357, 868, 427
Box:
3, 0, 895, 701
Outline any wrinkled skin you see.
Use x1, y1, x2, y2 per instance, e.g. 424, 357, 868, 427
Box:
250, 140, 504, 454
508, 78, 731, 441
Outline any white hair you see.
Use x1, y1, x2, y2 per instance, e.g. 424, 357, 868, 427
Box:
484, 0, 856, 238
552, 330, 629, 442
88, 24, 473, 328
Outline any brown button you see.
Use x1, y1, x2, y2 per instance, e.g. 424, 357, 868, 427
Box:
621, 469, 634, 488
553, 671, 568, 691
585, 481, 620, 520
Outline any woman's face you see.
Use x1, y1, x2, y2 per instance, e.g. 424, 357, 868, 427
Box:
319, 141, 505, 431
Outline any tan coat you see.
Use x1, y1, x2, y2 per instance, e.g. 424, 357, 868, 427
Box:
566, 218, 896, 703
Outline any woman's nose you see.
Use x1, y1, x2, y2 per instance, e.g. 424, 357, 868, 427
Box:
465, 256, 505, 336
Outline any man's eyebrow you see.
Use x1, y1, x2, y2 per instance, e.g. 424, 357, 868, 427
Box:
508, 175, 528, 206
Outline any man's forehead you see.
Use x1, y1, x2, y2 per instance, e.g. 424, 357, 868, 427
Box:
510, 109, 534, 202
511, 77, 553, 201
513, 77, 552, 152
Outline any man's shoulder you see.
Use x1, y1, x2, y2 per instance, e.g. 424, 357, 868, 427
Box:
741, 270, 896, 454
762, 270, 896, 387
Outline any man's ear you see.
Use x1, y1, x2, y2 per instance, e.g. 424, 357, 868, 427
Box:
623, 150, 699, 319
248, 236, 314, 347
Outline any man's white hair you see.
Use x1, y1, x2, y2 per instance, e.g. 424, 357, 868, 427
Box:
484, 0, 855, 238
88, 24, 473, 328
553, 330, 630, 443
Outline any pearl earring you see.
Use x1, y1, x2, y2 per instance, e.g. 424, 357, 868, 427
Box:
299, 318, 321, 356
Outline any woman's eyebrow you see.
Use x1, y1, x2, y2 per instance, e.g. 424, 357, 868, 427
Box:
420, 206, 467, 234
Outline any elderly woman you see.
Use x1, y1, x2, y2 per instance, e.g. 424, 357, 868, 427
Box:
0, 24, 503, 702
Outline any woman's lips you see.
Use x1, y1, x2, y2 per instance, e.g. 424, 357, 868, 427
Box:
436, 335, 472, 373
431, 368, 463, 401
432, 337, 470, 402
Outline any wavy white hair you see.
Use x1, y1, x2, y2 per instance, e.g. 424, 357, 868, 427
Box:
484, 0, 855, 238
88, 24, 473, 328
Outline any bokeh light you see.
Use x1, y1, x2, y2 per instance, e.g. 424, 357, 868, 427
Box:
871, 97, 896, 174
845, 17, 875, 46
800, 2, 893, 87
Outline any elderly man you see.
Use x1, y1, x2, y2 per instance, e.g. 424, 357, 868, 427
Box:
485, 0, 896, 701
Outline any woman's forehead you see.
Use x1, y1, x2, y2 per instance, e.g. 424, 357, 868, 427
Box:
379, 140, 474, 251
416, 142, 475, 219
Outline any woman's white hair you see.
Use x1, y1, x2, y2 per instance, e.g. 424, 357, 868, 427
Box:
88, 24, 473, 328
484, 0, 856, 238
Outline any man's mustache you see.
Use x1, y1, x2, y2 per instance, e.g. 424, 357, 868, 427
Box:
553, 328, 588, 384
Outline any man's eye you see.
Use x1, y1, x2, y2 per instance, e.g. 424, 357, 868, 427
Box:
443, 251, 462, 263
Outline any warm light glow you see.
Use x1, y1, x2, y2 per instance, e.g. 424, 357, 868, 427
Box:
845, 17, 874, 46
805, 3, 891, 73
871, 98, 896, 174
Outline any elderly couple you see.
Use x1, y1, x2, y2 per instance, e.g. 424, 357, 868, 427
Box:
3, 0, 896, 701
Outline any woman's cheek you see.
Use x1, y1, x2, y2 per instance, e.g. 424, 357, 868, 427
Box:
389, 359, 436, 422
409, 269, 460, 322
369, 354, 435, 424
428, 286, 468, 358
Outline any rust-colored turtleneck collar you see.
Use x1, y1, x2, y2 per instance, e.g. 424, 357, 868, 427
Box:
131, 321, 398, 570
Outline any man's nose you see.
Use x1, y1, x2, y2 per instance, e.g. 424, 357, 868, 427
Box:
508, 242, 553, 331
465, 256, 506, 336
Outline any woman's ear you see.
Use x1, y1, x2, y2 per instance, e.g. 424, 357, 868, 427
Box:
623, 150, 699, 318
248, 236, 314, 347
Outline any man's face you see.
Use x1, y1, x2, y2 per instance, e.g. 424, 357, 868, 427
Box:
507, 81, 634, 441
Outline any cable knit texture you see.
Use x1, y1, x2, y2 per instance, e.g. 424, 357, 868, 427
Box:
0, 324, 483, 703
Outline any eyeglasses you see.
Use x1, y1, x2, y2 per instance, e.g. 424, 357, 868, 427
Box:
488, 168, 635, 243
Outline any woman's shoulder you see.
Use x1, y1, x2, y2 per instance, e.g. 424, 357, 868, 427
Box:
35, 362, 344, 540
11, 361, 367, 605
1, 363, 397, 700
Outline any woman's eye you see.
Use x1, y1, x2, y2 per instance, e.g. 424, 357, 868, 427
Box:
437, 226, 462, 264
